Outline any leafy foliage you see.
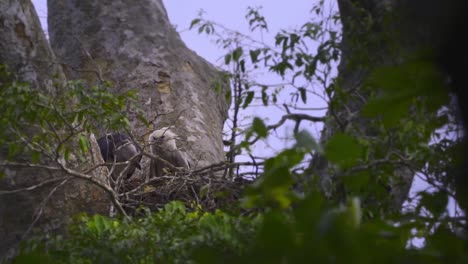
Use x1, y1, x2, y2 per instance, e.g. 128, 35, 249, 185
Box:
7, 0, 468, 263
325, 133, 364, 168
17, 202, 259, 264
16, 196, 467, 263
0, 64, 139, 165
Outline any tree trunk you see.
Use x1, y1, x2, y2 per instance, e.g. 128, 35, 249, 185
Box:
310, 0, 414, 212
47, 0, 229, 174
313, 0, 468, 215
0, 0, 109, 260
0, 0, 63, 89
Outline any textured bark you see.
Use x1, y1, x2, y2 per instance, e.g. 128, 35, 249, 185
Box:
325, 0, 468, 213
310, 0, 414, 211
0, 1, 109, 260
402, 0, 468, 226
312, 0, 468, 213
47, 0, 229, 177
0, 0, 64, 90
1, 0, 228, 257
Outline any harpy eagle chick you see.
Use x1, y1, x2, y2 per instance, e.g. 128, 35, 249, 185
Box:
149, 127, 190, 177
97, 133, 142, 180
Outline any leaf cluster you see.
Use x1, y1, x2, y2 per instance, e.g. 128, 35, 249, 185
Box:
0, 64, 138, 166
17, 201, 259, 264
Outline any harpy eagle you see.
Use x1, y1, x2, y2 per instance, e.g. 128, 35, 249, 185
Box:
148, 127, 190, 177
97, 133, 142, 180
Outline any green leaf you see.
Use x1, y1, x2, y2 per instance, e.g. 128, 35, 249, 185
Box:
271, 61, 293, 76
164, 201, 186, 215
305, 62, 316, 79
10, 252, 52, 264
289, 33, 300, 50
190, 18, 201, 29
362, 97, 411, 127
88, 215, 107, 236
199, 184, 210, 198
198, 24, 206, 34
299, 87, 307, 103
347, 197, 362, 229
425, 226, 465, 257
225, 89, 232, 103
343, 171, 370, 193
31, 151, 41, 164
247, 148, 304, 208
261, 86, 268, 106
242, 91, 254, 109
78, 134, 90, 154
238, 140, 251, 152
239, 59, 245, 73
257, 212, 293, 252
224, 54, 232, 65
363, 61, 448, 127
252, 117, 268, 138
8, 143, 20, 160
64, 147, 71, 161
122, 117, 131, 128
325, 133, 363, 167
249, 49, 261, 63
420, 191, 448, 217
232, 47, 243, 62
272, 93, 278, 103
204, 24, 214, 34
136, 113, 150, 126
257, 149, 304, 189
294, 130, 322, 153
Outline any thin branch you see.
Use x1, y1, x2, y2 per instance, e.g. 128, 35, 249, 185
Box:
55, 160, 130, 220
0, 161, 63, 171
0, 176, 68, 195
232, 113, 324, 153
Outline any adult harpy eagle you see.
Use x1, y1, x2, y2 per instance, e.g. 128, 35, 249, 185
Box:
148, 127, 190, 178
97, 133, 142, 180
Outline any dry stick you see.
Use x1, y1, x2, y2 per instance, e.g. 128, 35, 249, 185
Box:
3, 158, 261, 208
55, 160, 130, 220
120, 161, 261, 199
0, 161, 63, 171
0, 175, 68, 195
248, 153, 259, 178
3, 160, 128, 218
119, 176, 170, 197
9, 127, 54, 160
193, 162, 265, 178
237, 172, 260, 178
82, 161, 108, 174
143, 150, 180, 171
190, 160, 265, 175
114, 152, 142, 192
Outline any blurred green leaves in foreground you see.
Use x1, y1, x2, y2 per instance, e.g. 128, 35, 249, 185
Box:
15, 195, 466, 263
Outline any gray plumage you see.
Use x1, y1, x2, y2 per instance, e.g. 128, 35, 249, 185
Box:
97, 133, 142, 180
148, 127, 190, 177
